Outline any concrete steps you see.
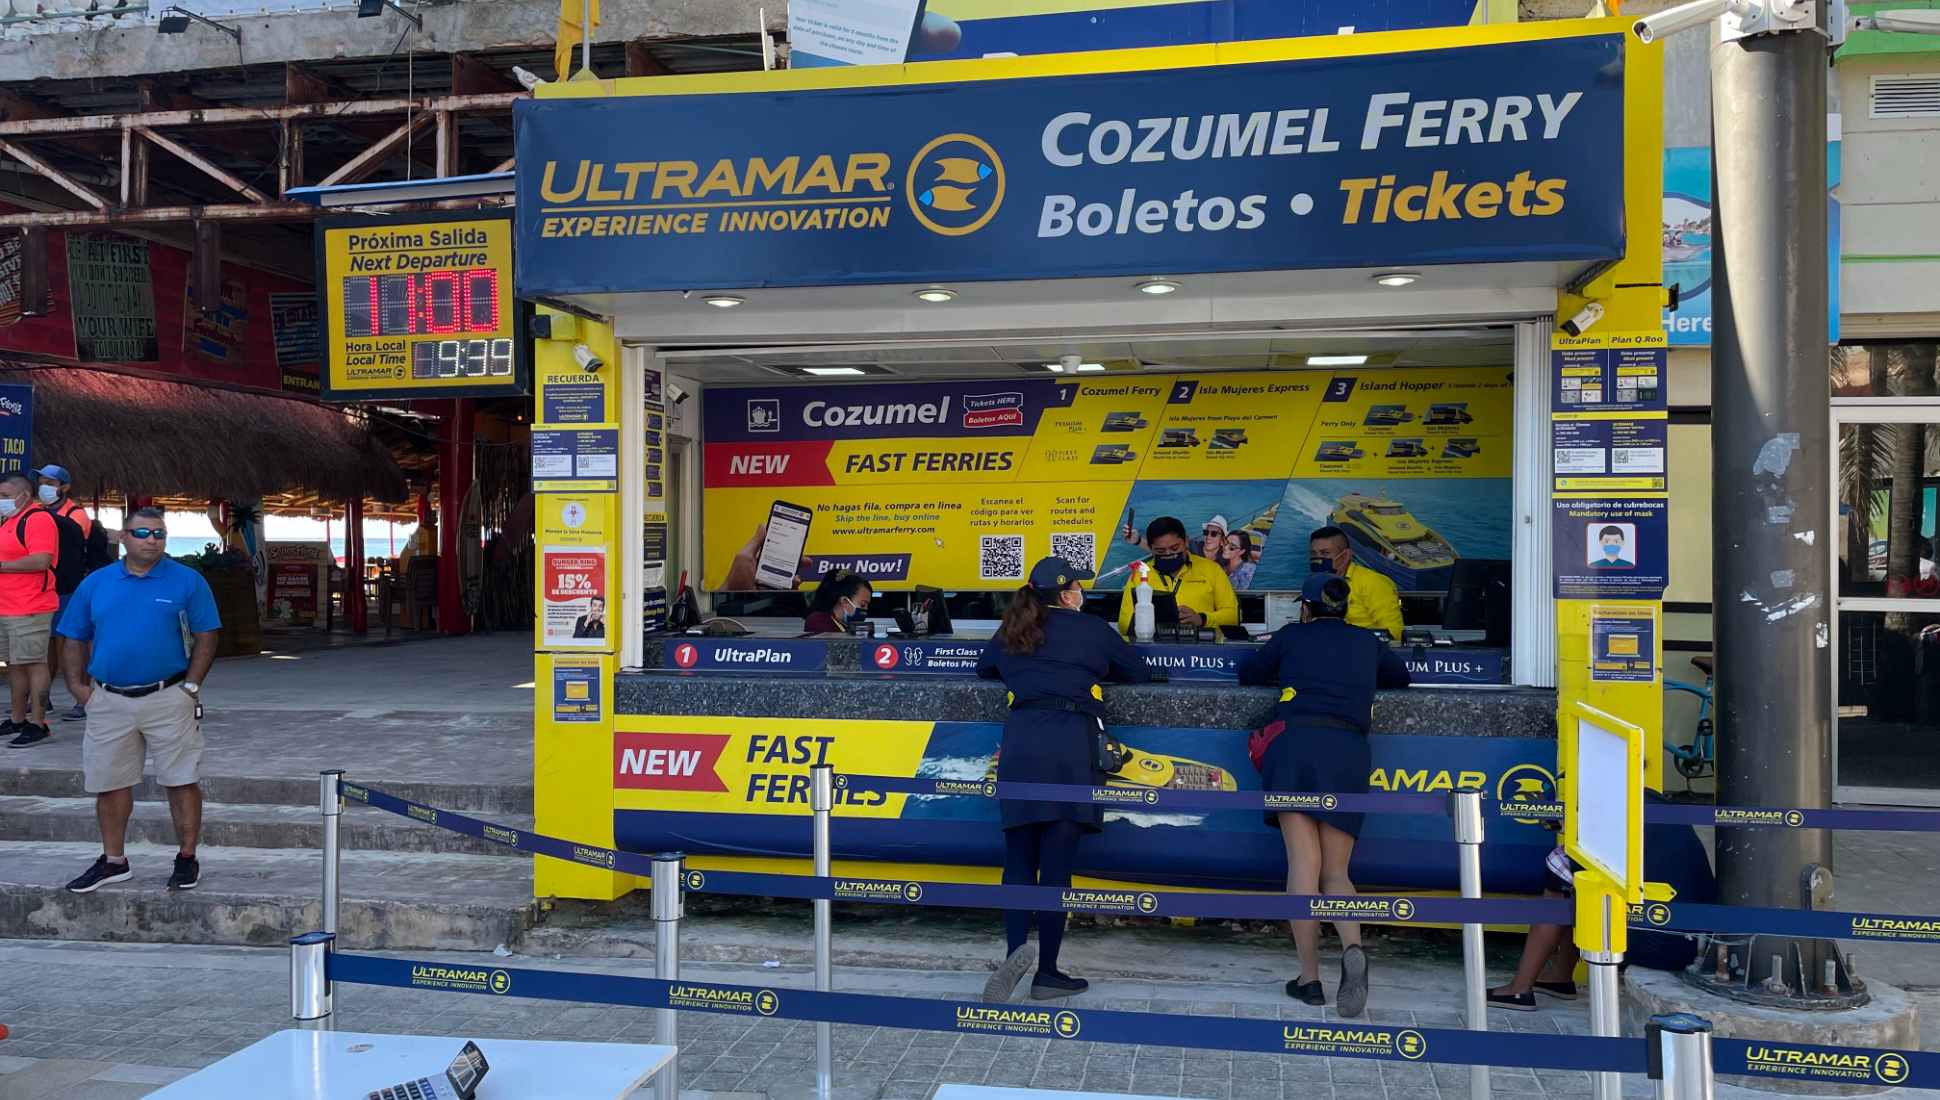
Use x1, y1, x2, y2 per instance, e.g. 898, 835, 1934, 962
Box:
0, 767, 533, 815
0, 839, 536, 951
0, 795, 531, 857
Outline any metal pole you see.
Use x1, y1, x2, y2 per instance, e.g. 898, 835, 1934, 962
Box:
1647, 1013, 1715, 1100
580, 0, 591, 75
319, 770, 343, 939
289, 931, 334, 1030
1710, 7, 1835, 996
811, 765, 835, 1100
1449, 790, 1490, 1100
651, 854, 684, 1100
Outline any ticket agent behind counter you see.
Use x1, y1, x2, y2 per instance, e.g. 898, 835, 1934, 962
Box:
1116, 517, 1240, 637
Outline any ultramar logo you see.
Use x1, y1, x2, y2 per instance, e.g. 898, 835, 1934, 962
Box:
482, 825, 520, 848
411, 965, 512, 996
1264, 793, 1339, 812
1060, 889, 1160, 916
572, 845, 616, 869
1090, 786, 1159, 806
953, 1006, 1081, 1039
1714, 808, 1802, 828
1849, 916, 1940, 943
1310, 898, 1415, 921
929, 780, 996, 797
1282, 1025, 1427, 1060
340, 784, 369, 804
1743, 1045, 1909, 1084
832, 879, 916, 903
407, 805, 438, 825
668, 984, 780, 1016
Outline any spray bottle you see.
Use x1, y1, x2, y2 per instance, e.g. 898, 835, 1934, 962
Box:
1133, 561, 1156, 643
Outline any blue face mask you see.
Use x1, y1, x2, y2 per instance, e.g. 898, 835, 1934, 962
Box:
0, 498, 17, 518
1602, 541, 1622, 560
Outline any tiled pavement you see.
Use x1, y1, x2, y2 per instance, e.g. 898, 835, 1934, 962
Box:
0, 940, 1659, 1100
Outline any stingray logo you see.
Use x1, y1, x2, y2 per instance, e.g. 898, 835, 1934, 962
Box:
906, 133, 1005, 237
1496, 763, 1562, 826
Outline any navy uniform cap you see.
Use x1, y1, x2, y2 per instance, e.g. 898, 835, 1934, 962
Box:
1301, 572, 1350, 614
1028, 555, 1094, 591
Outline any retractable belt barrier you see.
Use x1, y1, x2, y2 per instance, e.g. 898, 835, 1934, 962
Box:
327, 953, 1643, 1074
1711, 1037, 1939, 1090
341, 778, 1940, 945
837, 773, 1940, 833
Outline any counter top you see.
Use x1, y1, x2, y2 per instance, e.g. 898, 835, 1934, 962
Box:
614, 667, 1555, 737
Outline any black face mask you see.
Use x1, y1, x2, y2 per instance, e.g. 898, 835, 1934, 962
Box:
1309, 557, 1334, 574
844, 603, 869, 626
1152, 552, 1187, 577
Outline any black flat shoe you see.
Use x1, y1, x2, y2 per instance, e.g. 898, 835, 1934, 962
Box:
1285, 979, 1326, 1005
1534, 980, 1578, 1000
1488, 990, 1538, 1012
1030, 971, 1088, 1000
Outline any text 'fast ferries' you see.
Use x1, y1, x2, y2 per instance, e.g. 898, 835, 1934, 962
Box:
513, 33, 1628, 292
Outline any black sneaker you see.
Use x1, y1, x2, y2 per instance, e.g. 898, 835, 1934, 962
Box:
1337, 945, 1370, 1018
1030, 971, 1088, 1000
982, 944, 1036, 1003
66, 855, 132, 893
167, 854, 200, 891
8, 722, 50, 748
1285, 979, 1326, 1005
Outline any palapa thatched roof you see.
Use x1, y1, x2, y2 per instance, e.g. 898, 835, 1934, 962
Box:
0, 364, 408, 505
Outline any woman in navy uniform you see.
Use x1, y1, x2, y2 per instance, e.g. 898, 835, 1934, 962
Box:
977, 555, 1151, 1003
1238, 573, 1410, 1016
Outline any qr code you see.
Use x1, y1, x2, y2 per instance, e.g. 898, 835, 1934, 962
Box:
1049, 532, 1097, 572
979, 535, 1026, 581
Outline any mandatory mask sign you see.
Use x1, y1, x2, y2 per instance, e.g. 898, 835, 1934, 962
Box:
700, 368, 1512, 594
514, 33, 1625, 293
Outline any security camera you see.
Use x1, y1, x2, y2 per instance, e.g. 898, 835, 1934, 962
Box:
1855, 8, 1940, 31
667, 381, 691, 406
1632, 0, 1753, 41
1562, 302, 1606, 338
573, 344, 604, 372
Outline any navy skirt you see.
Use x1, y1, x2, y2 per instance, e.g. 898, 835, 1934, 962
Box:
1259, 722, 1372, 838
996, 709, 1104, 833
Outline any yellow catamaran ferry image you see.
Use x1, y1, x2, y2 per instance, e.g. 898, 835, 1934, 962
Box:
1330, 492, 1458, 590
1315, 440, 1366, 462
1101, 411, 1149, 432
1363, 405, 1414, 427
1424, 403, 1474, 426
1157, 428, 1202, 448
988, 746, 1238, 792
1386, 439, 1429, 459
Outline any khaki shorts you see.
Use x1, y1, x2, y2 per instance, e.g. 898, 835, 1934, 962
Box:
82, 685, 203, 793
0, 611, 54, 665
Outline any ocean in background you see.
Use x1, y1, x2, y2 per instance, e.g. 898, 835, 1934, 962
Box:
1250, 477, 1513, 593
1096, 478, 1288, 584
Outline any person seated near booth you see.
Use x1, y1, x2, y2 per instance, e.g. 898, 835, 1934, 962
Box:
1239, 572, 1411, 1016
804, 572, 872, 634
1116, 516, 1239, 637
1308, 525, 1405, 641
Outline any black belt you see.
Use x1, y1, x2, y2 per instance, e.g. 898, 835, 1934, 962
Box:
100, 672, 187, 698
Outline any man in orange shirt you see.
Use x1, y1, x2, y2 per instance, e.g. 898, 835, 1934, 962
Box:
0, 473, 60, 746
36, 465, 98, 722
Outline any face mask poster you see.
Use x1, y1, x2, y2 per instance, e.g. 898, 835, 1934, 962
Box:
700, 368, 1515, 596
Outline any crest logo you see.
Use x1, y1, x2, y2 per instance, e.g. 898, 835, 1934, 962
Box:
1054, 1011, 1082, 1039
489, 970, 511, 995
906, 133, 1005, 237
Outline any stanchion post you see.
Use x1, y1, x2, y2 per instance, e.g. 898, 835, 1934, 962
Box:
319, 770, 344, 938
651, 853, 684, 1100
1646, 1013, 1714, 1100
289, 931, 334, 1030
1584, 882, 1625, 1100
1449, 789, 1491, 1100
811, 764, 835, 1100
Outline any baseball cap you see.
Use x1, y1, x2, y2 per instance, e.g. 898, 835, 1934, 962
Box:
1301, 572, 1350, 615
1028, 555, 1094, 592
33, 465, 70, 484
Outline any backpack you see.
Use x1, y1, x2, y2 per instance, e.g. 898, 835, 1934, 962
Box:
13, 507, 84, 595
79, 512, 112, 573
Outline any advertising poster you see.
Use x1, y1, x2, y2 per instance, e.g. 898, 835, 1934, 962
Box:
1663, 126, 1840, 346
269, 292, 322, 394
265, 541, 331, 621
538, 493, 614, 651
66, 233, 158, 363
702, 367, 1513, 594
183, 275, 249, 364
0, 383, 33, 476
613, 715, 1562, 894
1590, 604, 1656, 683
552, 655, 605, 723
1552, 496, 1668, 600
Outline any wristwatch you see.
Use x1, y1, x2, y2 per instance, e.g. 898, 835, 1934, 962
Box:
182, 682, 201, 697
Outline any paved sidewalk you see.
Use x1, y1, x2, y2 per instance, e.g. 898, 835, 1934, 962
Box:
3, 938, 1935, 1100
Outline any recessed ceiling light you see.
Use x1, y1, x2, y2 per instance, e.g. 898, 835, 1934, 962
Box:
802, 367, 867, 377
701, 294, 745, 309
1134, 278, 1181, 296
1371, 271, 1421, 288
1075, 362, 1106, 372
913, 287, 958, 303
1306, 355, 1369, 366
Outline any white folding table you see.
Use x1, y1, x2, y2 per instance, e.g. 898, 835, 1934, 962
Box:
143, 1030, 675, 1100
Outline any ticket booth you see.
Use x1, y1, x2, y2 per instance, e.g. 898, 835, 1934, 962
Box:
518, 17, 1671, 902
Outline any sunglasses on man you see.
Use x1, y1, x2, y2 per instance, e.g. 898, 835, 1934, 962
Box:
127, 527, 167, 540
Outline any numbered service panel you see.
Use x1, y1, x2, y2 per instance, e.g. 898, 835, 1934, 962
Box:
316, 210, 530, 401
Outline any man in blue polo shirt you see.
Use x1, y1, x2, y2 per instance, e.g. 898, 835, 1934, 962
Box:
54, 508, 221, 894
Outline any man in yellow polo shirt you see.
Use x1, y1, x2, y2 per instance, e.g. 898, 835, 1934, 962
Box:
1117, 516, 1239, 636
1308, 525, 1405, 640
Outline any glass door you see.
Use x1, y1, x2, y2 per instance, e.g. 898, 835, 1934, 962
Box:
1833, 406, 1940, 805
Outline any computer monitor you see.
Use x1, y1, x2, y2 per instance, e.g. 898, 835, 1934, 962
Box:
911, 585, 953, 637
1441, 558, 1511, 646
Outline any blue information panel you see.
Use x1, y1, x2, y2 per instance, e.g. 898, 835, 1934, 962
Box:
665, 638, 830, 673
0, 384, 30, 476
866, 639, 985, 673
1552, 497, 1668, 599
516, 35, 1627, 294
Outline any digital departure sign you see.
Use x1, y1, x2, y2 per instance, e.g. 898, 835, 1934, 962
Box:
318, 211, 529, 401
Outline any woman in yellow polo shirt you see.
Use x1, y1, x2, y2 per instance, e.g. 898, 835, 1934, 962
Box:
1116, 516, 1239, 636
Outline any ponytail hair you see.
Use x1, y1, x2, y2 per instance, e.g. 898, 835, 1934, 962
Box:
997, 584, 1050, 655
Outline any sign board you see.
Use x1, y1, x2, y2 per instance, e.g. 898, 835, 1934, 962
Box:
317, 211, 529, 401
1563, 701, 1644, 903
0, 383, 32, 476
516, 34, 1628, 294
